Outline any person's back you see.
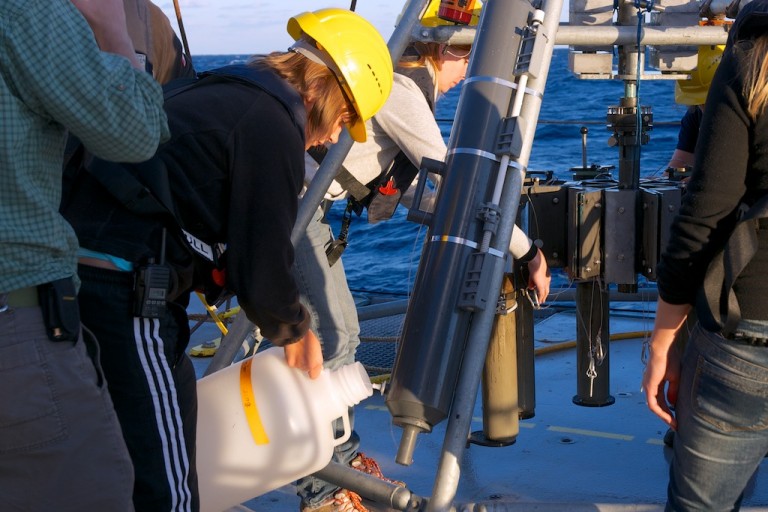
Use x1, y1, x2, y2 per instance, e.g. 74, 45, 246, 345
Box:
0, 0, 168, 291
60, 9, 393, 512
123, 0, 195, 84
643, 0, 768, 509
0, 0, 168, 509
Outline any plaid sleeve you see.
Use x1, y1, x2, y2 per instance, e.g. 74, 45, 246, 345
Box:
6, 0, 169, 162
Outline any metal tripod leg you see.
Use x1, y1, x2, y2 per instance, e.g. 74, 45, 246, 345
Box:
426, 0, 563, 509
203, 311, 256, 377
312, 461, 425, 511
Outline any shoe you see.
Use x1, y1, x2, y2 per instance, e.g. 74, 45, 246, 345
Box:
300, 489, 367, 512
349, 452, 405, 487
663, 428, 675, 448
299, 453, 403, 512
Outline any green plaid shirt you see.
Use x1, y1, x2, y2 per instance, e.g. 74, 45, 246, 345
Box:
0, 0, 169, 293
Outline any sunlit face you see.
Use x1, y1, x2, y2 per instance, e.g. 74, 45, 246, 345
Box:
305, 114, 347, 150
437, 45, 470, 94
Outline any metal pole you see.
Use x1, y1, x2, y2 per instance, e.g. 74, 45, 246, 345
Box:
313, 462, 423, 511
172, 0, 193, 68
203, 305, 255, 376
427, 0, 562, 508
412, 24, 728, 47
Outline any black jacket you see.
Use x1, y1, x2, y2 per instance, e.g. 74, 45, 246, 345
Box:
62, 65, 311, 345
657, 1, 768, 324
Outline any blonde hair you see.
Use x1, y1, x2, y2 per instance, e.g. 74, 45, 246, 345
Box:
397, 42, 471, 98
743, 35, 768, 120
254, 52, 355, 145
398, 42, 441, 70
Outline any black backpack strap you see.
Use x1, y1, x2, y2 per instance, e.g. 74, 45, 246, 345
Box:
87, 157, 226, 266
85, 158, 173, 217
697, 194, 768, 333
162, 75, 200, 99
201, 65, 306, 130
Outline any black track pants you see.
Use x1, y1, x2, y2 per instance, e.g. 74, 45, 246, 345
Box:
77, 264, 199, 512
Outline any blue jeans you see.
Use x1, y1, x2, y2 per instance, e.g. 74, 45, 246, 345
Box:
293, 207, 362, 506
667, 323, 768, 511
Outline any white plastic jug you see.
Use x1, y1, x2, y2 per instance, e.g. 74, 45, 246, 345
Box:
196, 346, 373, 512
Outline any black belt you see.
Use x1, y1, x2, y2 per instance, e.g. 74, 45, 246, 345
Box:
724, 332, 768, 347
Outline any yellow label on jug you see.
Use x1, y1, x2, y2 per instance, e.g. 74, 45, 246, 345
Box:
240, 359, 270, 445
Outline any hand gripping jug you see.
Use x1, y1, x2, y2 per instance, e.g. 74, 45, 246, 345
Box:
196, 347, 373, 511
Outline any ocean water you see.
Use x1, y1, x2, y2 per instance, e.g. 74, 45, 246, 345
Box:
194, 50, 688, 298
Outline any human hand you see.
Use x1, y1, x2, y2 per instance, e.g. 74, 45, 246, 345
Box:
642, 336, 681, 429
70, 0, 143, 69
641, 299, 689, 429
526, 249, 550, 304
641, 297, 691, 429
283, 329, 324, 379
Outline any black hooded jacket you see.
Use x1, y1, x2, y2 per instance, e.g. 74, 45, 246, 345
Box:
62, 65, 311, 345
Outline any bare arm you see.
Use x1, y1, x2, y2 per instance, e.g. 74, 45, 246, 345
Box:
667, 148, 695, 169
642, 299, 691, 429
70, 0, 143, 69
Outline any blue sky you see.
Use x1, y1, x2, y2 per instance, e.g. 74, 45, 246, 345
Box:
156, 1, 404, 56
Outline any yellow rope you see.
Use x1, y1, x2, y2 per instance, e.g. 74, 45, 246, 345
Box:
533, 330, 650, 356
195, 292, 229, 335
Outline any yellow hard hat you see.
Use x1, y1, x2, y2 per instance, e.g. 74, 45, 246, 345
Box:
288, 9, 393, 142
675, 44, 725, 105
420, 0, 483, 27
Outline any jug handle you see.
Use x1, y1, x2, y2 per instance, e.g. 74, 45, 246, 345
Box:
333, 413, 352, 447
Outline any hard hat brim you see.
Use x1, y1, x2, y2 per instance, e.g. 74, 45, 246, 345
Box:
347, 118, 367, 143
287, 9, 393, 132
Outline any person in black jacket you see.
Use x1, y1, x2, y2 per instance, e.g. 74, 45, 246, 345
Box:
642, 1, 768, 509
61, 9, 392, 511
660, 44, 723, 448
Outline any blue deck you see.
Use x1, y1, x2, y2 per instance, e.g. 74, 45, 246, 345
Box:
189, 300, 768, 511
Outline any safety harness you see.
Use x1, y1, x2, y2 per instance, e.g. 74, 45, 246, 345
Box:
310, 63, 437, 265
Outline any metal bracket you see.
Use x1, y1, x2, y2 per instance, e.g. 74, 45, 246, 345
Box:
406, 156, 446, 226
